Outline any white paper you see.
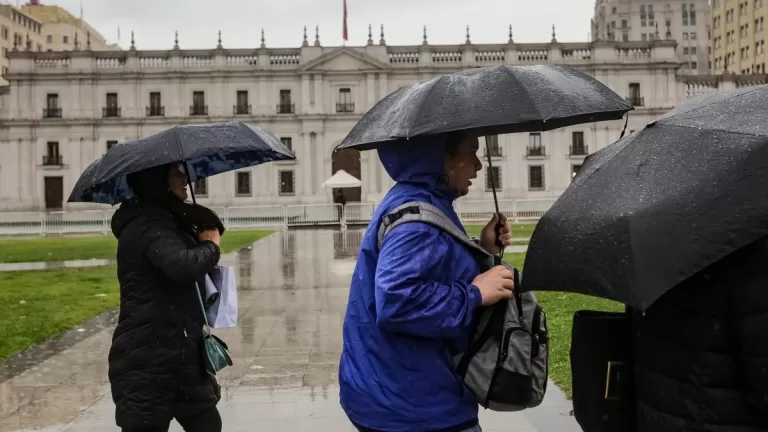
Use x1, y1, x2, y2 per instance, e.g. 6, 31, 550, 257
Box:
203, 265, 238, 328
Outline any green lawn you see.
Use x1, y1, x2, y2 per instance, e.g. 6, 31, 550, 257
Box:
0, 230, 272, 263
0, 230, 273, 360
465, 223, 536, 245
503, 252, 622, 399
0, 265, 119, 360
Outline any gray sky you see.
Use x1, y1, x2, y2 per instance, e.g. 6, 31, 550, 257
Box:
40, 0, 596, 50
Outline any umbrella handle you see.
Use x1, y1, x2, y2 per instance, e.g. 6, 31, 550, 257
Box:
485, 140, 504, 259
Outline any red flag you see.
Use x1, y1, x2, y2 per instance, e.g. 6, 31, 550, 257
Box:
343, 0, 348, 41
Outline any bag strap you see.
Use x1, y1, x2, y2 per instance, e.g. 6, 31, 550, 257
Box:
194, 281, 212, 336
377, 201, 490, 261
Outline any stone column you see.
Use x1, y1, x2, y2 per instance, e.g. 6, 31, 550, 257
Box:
379, 72, 389, 100
259, 77, 268, 115
313, 73, 323, 112
366, 73, 376, 109
313, 132, 324, 198
302, 132, 312, 197
173, 78, 182, 117
18, 139, 31, 202
366, 153, 378, 197
213, 77, 224, 116
126, 79, 137, 118
301, 74, 311, 113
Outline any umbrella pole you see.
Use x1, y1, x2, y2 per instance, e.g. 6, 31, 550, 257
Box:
485, 141, 504, 258
619, 114, 629, 139
184, 161, 197, 205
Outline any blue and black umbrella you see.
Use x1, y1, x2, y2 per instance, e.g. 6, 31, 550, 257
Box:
69, 121, 295, 205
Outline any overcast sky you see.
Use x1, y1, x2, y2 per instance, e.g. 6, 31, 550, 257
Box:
27, 0, 596, 50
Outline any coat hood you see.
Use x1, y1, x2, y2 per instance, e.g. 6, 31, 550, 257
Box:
377, 135, 456, 200
111, 200, 171, 239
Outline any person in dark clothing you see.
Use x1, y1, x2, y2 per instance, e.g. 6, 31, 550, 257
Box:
109, 163, 225, 432
334, 189, 347, 222
633, 236, 768, 432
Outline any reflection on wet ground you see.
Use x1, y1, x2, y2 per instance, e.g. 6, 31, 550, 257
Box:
0, 230, 575, 432
0, 260, 115, 273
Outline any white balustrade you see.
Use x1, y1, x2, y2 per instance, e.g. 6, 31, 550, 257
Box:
0, 199, 552, 236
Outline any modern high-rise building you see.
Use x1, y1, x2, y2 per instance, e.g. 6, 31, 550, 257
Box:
592, 0, 711, 74
710, 0, 767, 74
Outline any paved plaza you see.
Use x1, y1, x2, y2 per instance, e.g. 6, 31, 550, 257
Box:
0, 230, 578, 432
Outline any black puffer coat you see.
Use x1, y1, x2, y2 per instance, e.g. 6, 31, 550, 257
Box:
633, 237, 768, 432
109, 201, 221, 428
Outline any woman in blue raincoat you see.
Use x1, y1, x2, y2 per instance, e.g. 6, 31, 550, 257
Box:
339, 132, 515, 432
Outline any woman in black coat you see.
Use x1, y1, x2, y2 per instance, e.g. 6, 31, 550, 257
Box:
633, 236, 768, 431
109, 163, 225, 432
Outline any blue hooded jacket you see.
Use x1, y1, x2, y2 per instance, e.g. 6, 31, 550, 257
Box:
339, 136, 484, 432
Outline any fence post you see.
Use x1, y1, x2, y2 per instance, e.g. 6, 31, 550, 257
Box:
39, 212, 46, 236
222, 207, 229, 229
512, 199, 519, 223
340, 204, 347, 231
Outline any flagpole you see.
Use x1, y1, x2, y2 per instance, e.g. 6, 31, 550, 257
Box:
343, 0, 348, 46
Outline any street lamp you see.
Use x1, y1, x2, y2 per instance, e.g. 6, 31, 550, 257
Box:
664, 4, 673, 40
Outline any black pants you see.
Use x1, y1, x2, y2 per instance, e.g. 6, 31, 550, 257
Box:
122, 407, 222, 432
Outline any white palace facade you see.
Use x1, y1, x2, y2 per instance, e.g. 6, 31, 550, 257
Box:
0, 27, 764, 212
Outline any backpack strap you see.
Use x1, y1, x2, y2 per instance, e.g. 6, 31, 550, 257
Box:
377, 201, 490, 262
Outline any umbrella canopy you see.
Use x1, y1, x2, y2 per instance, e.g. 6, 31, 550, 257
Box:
335, 64, 633, 151
69, 121, 295, 204
323, 170, 362, 188
522, 85, 768, 310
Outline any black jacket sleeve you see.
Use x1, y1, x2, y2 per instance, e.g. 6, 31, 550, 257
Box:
142, 222, 221, 284
730, 238, 768, 417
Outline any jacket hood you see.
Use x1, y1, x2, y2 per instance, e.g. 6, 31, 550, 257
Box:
377, 135, 455, 199
111, 200, 170, 239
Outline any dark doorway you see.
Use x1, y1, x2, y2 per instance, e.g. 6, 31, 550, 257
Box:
331, 148, 361, 202
44, 176, 64, 210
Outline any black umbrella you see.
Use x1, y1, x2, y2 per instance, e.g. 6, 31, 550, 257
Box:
335, 64, 632, 254
69, 121, 295, 205
522, 84, 768, 310
336, 64, 632, 151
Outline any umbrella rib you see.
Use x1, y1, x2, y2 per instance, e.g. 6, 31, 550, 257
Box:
408, 78, 443, 139
503, 67, 546, 128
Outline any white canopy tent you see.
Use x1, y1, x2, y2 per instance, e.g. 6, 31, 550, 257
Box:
322, 169, 362, 188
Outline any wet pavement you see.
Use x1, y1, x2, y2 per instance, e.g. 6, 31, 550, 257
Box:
0, 230, 576, 432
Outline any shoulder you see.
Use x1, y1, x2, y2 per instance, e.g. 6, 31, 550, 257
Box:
121, 209, 179, 245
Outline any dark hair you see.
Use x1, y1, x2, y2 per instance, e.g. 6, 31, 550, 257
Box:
444, 131, 466, 156
126, 164, 173, 204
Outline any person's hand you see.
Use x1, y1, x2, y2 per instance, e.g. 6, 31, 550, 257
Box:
480, 213, 512, 254
472, 265, 515, 306
199, 229, 221, 246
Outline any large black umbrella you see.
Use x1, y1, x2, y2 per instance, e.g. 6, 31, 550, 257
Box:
336, 64, 632, 250
522, 85, 768, 310
335, 64, 633, 151
69, 121, 295, 205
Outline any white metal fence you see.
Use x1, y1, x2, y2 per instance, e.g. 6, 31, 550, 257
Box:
0, 198, 556, 236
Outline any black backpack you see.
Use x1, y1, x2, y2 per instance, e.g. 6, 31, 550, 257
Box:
377, 201, 549, 411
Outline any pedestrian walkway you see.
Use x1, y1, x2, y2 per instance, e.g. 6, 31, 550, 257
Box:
0, 230, 577, 432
